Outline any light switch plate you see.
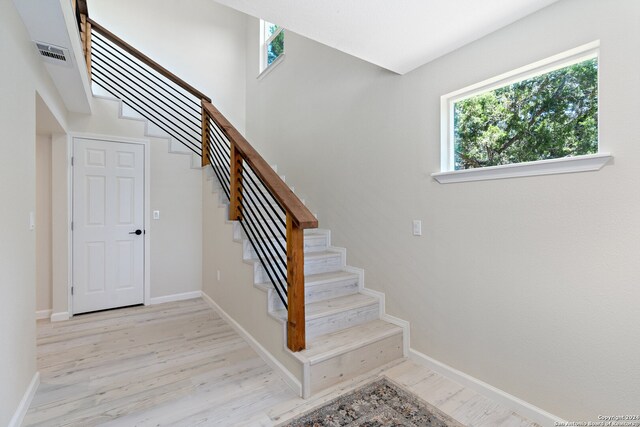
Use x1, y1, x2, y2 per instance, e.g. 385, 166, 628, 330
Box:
153, 210, 160, 220
412, 220, 422, 236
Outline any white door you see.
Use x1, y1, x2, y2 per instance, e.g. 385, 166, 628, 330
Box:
73, 138, 145, 314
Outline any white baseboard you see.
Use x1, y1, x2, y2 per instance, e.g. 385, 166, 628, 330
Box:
8, 371, 39, 427
340, 266, 556, 425
148, 290, 202, 305
409, 349, 563, 426
50, 312, 69, 322
35, 309, 52, 320
200, 291, 302, 396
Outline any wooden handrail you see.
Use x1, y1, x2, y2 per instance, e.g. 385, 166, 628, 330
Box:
88, 19, 211, 103
203, 101, 318, 230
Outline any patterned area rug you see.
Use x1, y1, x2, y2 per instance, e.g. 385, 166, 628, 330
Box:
282, 377, 465, 427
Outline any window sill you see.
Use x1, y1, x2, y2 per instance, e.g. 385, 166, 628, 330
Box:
257, 54, 286, 81
431, 153, 612, 184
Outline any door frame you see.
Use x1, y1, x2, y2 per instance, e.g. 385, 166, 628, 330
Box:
69, 132, 151, 316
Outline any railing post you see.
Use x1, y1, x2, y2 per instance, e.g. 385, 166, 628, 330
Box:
79, 15, 91, 80
201, 102, 210, 167
229, 142, 243, 221
286, 214, 306, 351
79, 14, 92, 80
85, 20, 92, 80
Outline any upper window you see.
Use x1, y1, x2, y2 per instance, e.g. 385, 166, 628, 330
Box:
439, 42, 602, 180
260, 20, 285, 73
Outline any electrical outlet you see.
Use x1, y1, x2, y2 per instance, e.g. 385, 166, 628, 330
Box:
153, 210, 160, 220
412, 220, 422, 236
217, 270, 221, 281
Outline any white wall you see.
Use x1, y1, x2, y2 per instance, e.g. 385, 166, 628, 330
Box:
36, 135, 53, 313
0, 1, 69, 424
88, 0, 247, 133
242, 0, 640, 419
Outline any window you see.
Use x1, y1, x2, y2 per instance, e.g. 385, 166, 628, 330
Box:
434, 42, 611, 183
260, 20, 285, 73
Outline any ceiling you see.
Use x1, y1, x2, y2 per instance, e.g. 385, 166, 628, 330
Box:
213, 0, 560, 74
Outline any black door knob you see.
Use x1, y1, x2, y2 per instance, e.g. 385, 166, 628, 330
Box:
129, 229, 143, 235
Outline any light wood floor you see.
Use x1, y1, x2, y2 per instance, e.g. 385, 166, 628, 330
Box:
26, 299, 539, 426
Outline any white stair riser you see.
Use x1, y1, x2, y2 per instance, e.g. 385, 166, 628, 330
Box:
243, 234, 329, 259
253, 253, 343, 284
309, 332, 404, 395
267, 276, 359, 311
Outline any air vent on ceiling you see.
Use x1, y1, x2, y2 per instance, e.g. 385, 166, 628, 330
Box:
35, 42, 72, 67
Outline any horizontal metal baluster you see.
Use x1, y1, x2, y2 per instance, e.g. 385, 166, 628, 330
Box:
91, 71, 202, 155
208, 122, 231, 160
207, 145, 230, 199
92, 62, 202, 147
241, 166, 286, 222
207, 130, 232, 185
242, 205, 287, 281
91, 61, 200, 139
242, 164, 286, 217
91, 76, 201, 157
207, 137, 231, 197
206, 124, 231, 197
240, 185, 287, 259
91, 38, 201, 120
92, 35, 201, 112
207, 132, 231, 180
92, 32, 201, 111
92, 50, 202, 136
240, 217, 287, 307
240, 167, 286, 231
209, 119, 232, 150
241, 171, 287, 241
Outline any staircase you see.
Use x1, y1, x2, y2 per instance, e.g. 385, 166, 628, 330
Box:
80, 11, 407, 398
204, 166, 406, 397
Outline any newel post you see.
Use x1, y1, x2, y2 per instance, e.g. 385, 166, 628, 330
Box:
286, 214, 306, 351
229, 142, 243, 221
201, 102, 210, 167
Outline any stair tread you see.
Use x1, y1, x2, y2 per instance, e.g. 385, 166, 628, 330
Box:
298, 319, 403, 365
272, 293, 377, 321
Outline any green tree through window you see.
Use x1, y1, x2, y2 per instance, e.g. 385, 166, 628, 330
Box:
453, 58, 598, 170
262, 21, 284, 70
268, 29, 284, 65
